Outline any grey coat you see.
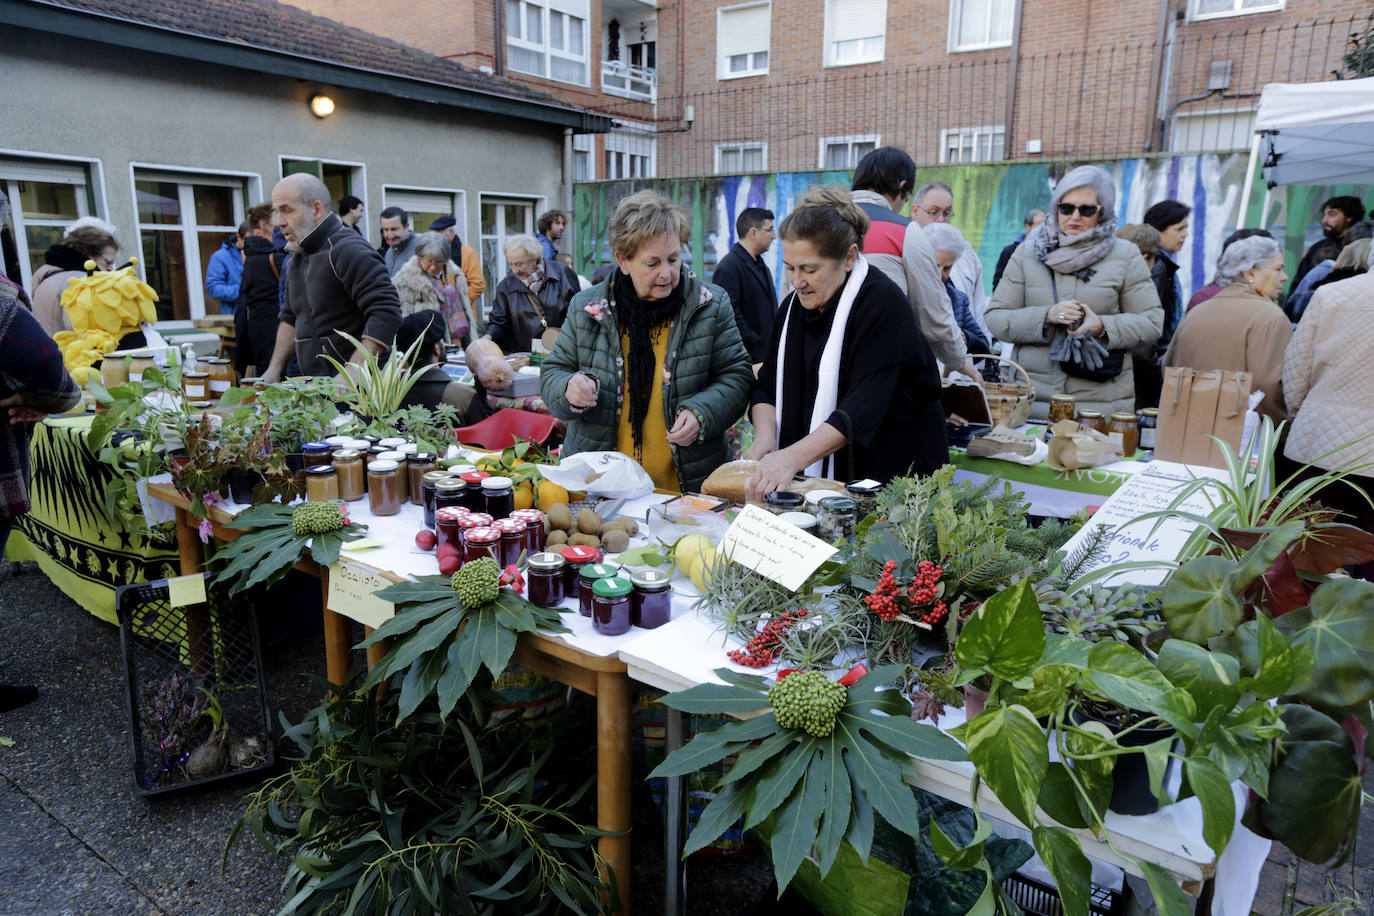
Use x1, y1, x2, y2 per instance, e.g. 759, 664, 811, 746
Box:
985, 238, 1162, 419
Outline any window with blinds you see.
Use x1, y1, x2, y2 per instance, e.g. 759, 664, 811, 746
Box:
825, 0, 887, 66
949, 0, 1014, 51
506, 0, 588, 85
717, 3, 771, 80
715, 143, 767, 174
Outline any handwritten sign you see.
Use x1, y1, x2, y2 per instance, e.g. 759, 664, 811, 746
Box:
166, 574, 207, 608
327, 562, 396, 629
1060, 459, 1232, 586
717, 504, 837, 591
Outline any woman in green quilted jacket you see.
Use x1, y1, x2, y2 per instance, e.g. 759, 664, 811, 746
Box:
540, 191, 754, 493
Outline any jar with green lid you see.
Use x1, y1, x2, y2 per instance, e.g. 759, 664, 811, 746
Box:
578, 563, 619, 618
631, 568, 672, 629
816, 495, 858, 542
591, 576, 633, 636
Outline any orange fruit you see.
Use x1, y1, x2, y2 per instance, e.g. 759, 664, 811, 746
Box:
536, 480, 570, 512
514, 481, 536, 510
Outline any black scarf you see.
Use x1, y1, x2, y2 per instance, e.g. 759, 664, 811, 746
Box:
612, 268, 683, 458
43, 243, 88, 272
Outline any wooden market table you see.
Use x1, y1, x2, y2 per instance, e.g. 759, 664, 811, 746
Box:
145, 482, 636, 914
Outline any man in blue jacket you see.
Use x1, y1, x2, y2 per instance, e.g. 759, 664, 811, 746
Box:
205, 223, 247, 314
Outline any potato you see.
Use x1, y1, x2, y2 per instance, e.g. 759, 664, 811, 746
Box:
601, 529, 629, 554
568, 533, 602, 548
575, 508, 604, 536
546, 529, 568, 546
547, 503, 573, 532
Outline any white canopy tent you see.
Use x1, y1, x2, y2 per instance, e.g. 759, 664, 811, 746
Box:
1237, 76, 1374, 226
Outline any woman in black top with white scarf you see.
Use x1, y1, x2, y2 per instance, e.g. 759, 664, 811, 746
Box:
744, 185, 948, 500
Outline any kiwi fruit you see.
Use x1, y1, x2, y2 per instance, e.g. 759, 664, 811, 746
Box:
604, 517, 639, 536
575, 509, 604, 536
568, 533, 602, 548
547, 503, 573, 532
546, 529, 568, 546
601, 529, 629, 554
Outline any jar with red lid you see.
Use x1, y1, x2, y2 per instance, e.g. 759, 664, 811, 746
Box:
436, 507, 467, 553
511, 509, 546, 556
631, 568, 672, 629
561, 545, 600, 593
459, 471, 490, 512
592, 576, 633, 636
462, 526, 501, 565
577, 563, 618, 618
526, 552, 566, 608
495, 519, 527, 568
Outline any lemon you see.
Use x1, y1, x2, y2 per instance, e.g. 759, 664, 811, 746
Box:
513, 481, 535, 510
690, 561, 714, 593
675, 535, 715, 582
536, 480, 570, 512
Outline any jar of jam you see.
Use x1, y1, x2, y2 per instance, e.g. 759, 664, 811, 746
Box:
1076, 409, 1107, 434
302, 441, 332, 465
511, 509, 546, 556
127, 351, 156, 385
459, 471, 490, 512
496, 519, 528, 568
422, 471, 454, 527
631, 568, 672, 629
578, 563, 619, 618
763, 491, 805, 515
367, 459, 404, 516
778, 511, 819, 532
481, 476, 515, 519
561, 545, 600, 594
1049, 394, 1077, 424
592, 576, 633, 636
816, 496, 858, 543
331, 449, 366, 502
1108, 412, 1138, 457
844, 480, 883, 520
1137, 408, 1159, 453
376, 451, 409, 502
463, 526, 501, 565
181, 370, 210, 401
435, 478, 467, 514
202, 357, 234, 397
305, 465, 340, 502
526, 552, 567, 608
436, 507, 467, 553
406, 453, 437, 505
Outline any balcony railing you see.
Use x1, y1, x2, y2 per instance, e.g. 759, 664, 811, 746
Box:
601, 59, 656, 102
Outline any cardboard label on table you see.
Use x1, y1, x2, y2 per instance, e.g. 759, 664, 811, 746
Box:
166, 574, 207, 608
717, 504, 837, 592
1059, 459, 1231, 586
327, 561, 396, 629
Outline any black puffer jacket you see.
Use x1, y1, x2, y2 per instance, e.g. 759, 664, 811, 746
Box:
486, 260, 579, 354
237, 235, 283, 374
279, 213, 402, 376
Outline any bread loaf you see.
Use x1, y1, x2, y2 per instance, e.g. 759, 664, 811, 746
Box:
701, 459, 845, 505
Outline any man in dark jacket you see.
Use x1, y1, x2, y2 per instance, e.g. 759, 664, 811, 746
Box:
235, 202, 283, 375
711, 207, 777, 370
1288, 196, 1366, 310
261, 174, 402, 380
992, 208, 1044, 292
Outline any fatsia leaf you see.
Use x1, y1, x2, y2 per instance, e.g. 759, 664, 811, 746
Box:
682, 783, 751, 857
764, 741, 828, 891
648, 714, 780, 779
842, 750, 875, 862
658, 681, 771, 716
832, 714, 922, 839
1032, 825, 1093, 916
744, 742, 819, 829
814, 736, 851, 875
954, 578, 1044, 680
956, 705, 1047, 829
839, 686, 967, 761
369, 608, 465, 681
718, 729, 800, 786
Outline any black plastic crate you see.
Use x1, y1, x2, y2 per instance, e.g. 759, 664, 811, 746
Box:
116, 574, 274, 796
1004, 871, 1125, 916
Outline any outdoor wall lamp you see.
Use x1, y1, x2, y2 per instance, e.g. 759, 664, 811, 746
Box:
310, 94, 335, 118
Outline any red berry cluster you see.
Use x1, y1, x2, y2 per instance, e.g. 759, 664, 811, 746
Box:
863, 560, 902, 622
907, 560, 943, 605
863, 559, 950, 627
728, 609, 810, 668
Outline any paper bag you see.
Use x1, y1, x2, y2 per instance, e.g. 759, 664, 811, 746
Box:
1047, 420, 1124, 470
1156, 367, 1251, 468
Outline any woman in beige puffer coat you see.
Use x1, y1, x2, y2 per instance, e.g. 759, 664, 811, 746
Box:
986, 166, 1162, 420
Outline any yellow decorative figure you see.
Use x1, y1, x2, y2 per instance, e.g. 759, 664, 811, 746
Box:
56, 264, 159, 375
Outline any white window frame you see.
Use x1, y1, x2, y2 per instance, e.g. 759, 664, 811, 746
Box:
948, 0, 1015, 53
717, 2, 771, 81
1169, 107, 1257, 153
129, 163, 256, 325
823, 0, 887, 68
573, 134, 596, 182
818, 134, 880, 170
507, 0, 591, 87
1187, 0, 1284, 22
939, 125, 1006, 163
714, 142, 768, 175
477, 192, 546, 318
0, 151, 106, 292
382, 185, 468, 244
605, 126, 657, 180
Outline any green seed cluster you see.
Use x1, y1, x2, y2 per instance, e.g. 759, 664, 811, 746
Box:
292, 502, 345, 536
767, 671, 847, 737
453, 557, 500, 608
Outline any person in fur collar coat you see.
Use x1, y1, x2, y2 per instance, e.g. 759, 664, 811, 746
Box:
392, 232, 475, 345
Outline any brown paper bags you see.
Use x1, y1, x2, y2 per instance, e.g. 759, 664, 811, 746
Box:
1156, 367, 1252, 469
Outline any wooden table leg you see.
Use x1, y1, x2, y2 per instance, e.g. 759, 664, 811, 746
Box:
596, 669, 634, 914
319, 566, 352, 692
362, 627, 389, 671
174, 506, 212, 678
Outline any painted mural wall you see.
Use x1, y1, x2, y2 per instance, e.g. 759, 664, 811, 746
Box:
572, 155, 1372, 305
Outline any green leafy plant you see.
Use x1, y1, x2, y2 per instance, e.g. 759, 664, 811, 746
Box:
231, 683, 610, 915
358, 577, 570, 722
321, 330, 429, 421
647, 665, 967, 892
211, 502, 368, 594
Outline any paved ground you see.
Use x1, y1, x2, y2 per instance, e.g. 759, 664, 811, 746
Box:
0, 560, 1369, 915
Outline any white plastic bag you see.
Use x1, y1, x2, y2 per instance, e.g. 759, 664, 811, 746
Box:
536, 451, 654, 499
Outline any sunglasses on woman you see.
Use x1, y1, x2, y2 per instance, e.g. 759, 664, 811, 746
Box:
1057, 203, 1100, 217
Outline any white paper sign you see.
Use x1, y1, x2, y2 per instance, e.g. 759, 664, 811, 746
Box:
327, 561, 396, 629
717, 504, 838, 591
1060, 460, 1232, 586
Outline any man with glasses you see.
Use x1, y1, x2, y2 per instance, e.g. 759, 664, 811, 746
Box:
914, 182, 991, 344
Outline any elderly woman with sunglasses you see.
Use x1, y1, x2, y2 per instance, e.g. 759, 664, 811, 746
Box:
985, 165, 1162, 420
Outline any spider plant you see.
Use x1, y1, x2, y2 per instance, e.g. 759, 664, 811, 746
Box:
319, 330, 429, 420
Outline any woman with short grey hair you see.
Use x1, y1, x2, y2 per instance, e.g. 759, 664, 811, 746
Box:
484, 232, 580, 354
922, 222, 965, 258
1165, 233, 1290, 421
923, 222, 992, 360
985, 164, 1162, 418
392, 230, 474, 343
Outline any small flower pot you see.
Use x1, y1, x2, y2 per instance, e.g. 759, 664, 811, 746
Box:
1073, 706, 1175, 816
226, 469, 266, 505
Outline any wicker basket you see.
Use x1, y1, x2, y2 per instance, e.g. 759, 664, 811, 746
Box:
973, 354, 1035, 428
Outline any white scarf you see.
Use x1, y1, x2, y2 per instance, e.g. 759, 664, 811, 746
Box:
773, 253, 869, 478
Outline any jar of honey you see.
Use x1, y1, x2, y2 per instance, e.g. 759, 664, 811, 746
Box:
1108, 412, 1138, 456
201, 357, 234, 397
526, 552, 567, 609
127, 351, 156, 385
1075, 409, 1107, 434
302, 442, 332, 466
406, 453, 437, 506
305, 465, 340, 502
181, 370, 210, 401
366, 459, 404, 516
100, 357, 129, 388
1049, 394, 1077, 424
375, 451, 409, 503
331, 449, 366, 502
